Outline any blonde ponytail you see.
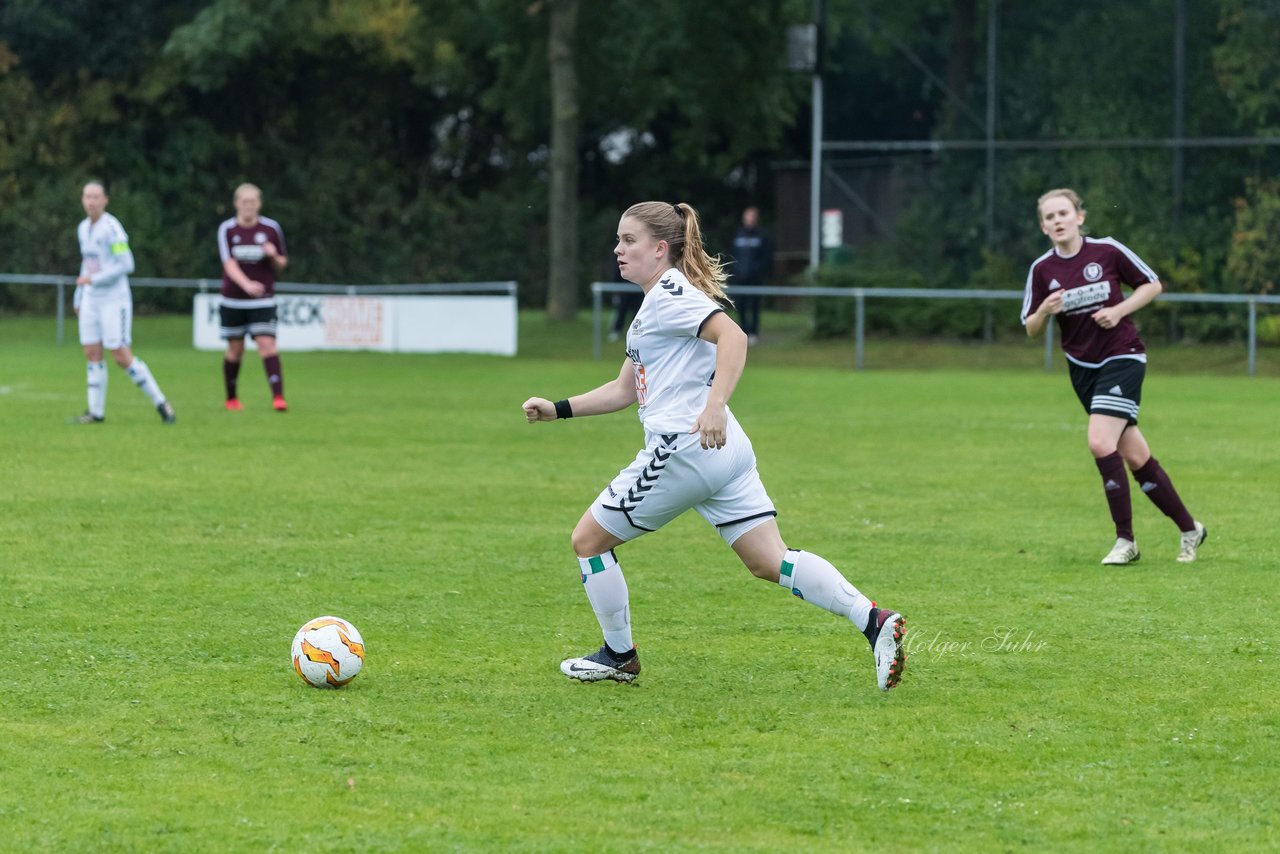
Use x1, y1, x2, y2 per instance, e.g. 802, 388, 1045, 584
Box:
622, 201, 732, 305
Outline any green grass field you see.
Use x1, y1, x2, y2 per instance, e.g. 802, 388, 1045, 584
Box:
1, 312, 1277, 852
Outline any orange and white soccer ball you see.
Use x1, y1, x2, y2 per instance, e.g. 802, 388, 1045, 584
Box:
291, 616, 366, 688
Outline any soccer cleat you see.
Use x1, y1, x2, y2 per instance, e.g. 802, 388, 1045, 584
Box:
71, 411, 105, 424
225, 399, 244, 411
1101, 538, 1140, 565
560, 645, 641, 683
273, 395, 288, 412
1177, 521, 1207, 563
864, 607, 906, 691
157, 401, 176, 424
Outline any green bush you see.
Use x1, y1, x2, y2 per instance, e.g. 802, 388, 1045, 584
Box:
809, 246, 1027, 341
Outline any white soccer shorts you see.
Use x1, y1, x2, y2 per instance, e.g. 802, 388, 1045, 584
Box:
590, 414, 777, 545
78, 292, 132, 350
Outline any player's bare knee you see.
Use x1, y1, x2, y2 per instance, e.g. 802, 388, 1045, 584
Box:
1087, 436, 1117, 458
570, 526, 597, 559
1122, 450, 1149, 471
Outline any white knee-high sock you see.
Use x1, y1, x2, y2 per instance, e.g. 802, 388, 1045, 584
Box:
578, 550, 633, 654
87, 361, 107, 417
778, 548, 874, 631
125, 358, 166, 406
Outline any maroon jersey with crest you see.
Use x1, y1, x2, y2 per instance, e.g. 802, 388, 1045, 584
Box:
1021, 236, 1158, 367
217, 216, 287, 303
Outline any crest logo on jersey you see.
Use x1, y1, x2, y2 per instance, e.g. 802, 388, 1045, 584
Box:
1084, 262, 1103, 282
255, 231, 268, 245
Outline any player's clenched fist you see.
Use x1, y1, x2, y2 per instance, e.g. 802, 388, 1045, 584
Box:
522, 397, 556, 422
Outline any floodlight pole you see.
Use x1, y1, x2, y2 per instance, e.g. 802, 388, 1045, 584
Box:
808, 0, 825, 275
985, 0, 998, 246
1172, 0, 1186, 234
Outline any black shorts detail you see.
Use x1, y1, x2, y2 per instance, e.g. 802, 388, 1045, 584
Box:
622, 510, 656, 532
220, 304, 279, 339
714, 510, 778, 529
1069, 358, 1145, 425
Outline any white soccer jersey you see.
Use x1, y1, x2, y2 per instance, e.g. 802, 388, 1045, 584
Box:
625, 267, 728, 434
77, 212, 134, 298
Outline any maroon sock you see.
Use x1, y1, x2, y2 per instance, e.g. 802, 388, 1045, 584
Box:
223, 358, 240, 401
263, 355, 284, 398
1094, 452, 1133, 541
1132, 456, 1195, 532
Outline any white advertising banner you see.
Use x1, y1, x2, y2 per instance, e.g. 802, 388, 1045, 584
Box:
193, 294, 517, 355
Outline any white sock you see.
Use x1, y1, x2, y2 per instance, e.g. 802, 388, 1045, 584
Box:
86, 361, 107, 417
126, 358, 166, 406
578, 551, 633, 654
778, 549, 874, 631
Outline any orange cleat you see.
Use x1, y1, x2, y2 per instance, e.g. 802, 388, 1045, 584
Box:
272, 395, 288, 412
225, 399, 244, 411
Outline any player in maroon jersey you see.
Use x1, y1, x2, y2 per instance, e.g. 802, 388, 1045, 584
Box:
217, 183, 289, 412
1022, 188, 1205, 565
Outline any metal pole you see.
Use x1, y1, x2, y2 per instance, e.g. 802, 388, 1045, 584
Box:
1248, 298, 1257, 377
1172, 0, 1185, 234
1044, 316, 1054, 371
592, 284, 603, 361
985, 0, 998, 246
854, 290, 865, 370
56, 281, 66, 345
808, 0, 825, 273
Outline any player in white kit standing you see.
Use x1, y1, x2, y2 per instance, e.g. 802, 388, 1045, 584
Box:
72, 181, 176, 425
522, 201, 906, 692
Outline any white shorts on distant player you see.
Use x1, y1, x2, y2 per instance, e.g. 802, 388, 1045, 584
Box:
79, 291, 132, 350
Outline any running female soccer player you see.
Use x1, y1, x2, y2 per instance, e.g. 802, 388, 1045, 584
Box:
522, 201, 906, 691
1022, 188, 1206, 565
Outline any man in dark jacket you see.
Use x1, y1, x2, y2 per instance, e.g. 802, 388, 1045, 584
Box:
729, 206, 774, 344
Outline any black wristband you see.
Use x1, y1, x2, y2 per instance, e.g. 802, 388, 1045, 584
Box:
554, 399, 574, 420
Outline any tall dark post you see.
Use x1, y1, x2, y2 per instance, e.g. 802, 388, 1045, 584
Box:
547, 0, 581, 320
808, 0, 826, 274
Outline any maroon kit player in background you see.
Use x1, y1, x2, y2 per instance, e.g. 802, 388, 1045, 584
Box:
1022, 188, 1206, 565
217, 182, 289, 411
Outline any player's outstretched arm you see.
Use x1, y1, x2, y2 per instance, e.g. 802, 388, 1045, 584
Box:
523, 359, 637, 423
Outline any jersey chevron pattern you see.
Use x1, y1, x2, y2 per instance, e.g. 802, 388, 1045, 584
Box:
626, 268, 725, 434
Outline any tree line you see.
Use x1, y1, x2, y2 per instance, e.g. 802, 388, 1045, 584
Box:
1, 0, 1277, 334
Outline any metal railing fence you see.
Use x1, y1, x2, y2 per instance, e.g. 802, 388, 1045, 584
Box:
590, 282, 1280, 376
5, 275, 1276, 375
0, 274, 518, 346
